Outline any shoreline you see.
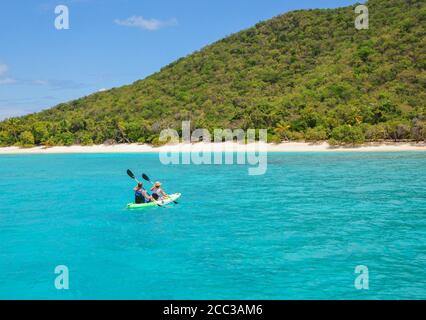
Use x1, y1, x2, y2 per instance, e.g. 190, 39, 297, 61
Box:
0, 142, 425, 154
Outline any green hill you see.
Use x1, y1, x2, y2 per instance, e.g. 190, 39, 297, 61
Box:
1, 0, 425, 147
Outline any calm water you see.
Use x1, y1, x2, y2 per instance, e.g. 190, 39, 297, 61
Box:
0, 152, 425, 299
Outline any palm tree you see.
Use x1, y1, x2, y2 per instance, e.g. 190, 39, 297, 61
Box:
274, 121, 291, 141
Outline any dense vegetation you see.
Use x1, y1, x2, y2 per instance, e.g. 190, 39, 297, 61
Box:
1, 0, 425, 147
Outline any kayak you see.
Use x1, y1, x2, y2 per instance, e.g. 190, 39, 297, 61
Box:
127, 193, 181, 210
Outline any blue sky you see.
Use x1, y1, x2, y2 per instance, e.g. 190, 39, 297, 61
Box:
0, 0, 360, 120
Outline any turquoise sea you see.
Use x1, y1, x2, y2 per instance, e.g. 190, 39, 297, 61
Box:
0, 152, 425, 299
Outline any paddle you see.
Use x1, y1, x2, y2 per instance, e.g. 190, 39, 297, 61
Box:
127, 169, 163, 207
142, 173, 178, 204
142, 173, 151, 184
127, 169, 140, 183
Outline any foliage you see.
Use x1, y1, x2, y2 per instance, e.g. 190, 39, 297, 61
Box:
305, 127, 328, 142
0, 0, 425, 147
18, 131, 35, 147
331, 125, 365, 145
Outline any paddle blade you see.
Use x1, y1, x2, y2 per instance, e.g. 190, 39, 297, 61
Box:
142, 173, 151, 182
127, 169, 135, 180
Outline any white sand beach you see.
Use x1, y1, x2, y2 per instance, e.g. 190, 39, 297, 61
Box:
0, 142, 425, 154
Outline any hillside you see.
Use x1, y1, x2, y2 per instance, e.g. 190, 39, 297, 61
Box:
1, 0, 425, 147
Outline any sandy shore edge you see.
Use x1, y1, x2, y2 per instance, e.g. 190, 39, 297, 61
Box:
0, 142, 425, 154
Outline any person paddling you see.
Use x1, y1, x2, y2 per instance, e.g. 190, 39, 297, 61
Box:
150, 181, 168, 200
134, 182, 152, 204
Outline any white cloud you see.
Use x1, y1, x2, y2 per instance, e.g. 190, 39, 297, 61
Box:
33, 79, 48, 85
114, 16, 178, 31
98, 88, 107, 92
0, 77, 16, 85
0, 64, 8, 76
0, 63, 17, 85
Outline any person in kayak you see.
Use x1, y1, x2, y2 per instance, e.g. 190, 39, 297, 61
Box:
150, 181, 168, 200
134, 183, 152, 204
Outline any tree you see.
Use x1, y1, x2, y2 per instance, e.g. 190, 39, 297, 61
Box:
330, 125, 365, 145
33, 122, 49, 144
305, 127, 328, 142
355, 45, 375, 63
55, 132, 75, 146
385, 120, 410, 141
0, 131, 12, 146
273, 121, 291, 141
18, 131, 35, 147
411, 120, 426, 142
364, 124, 386, 141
